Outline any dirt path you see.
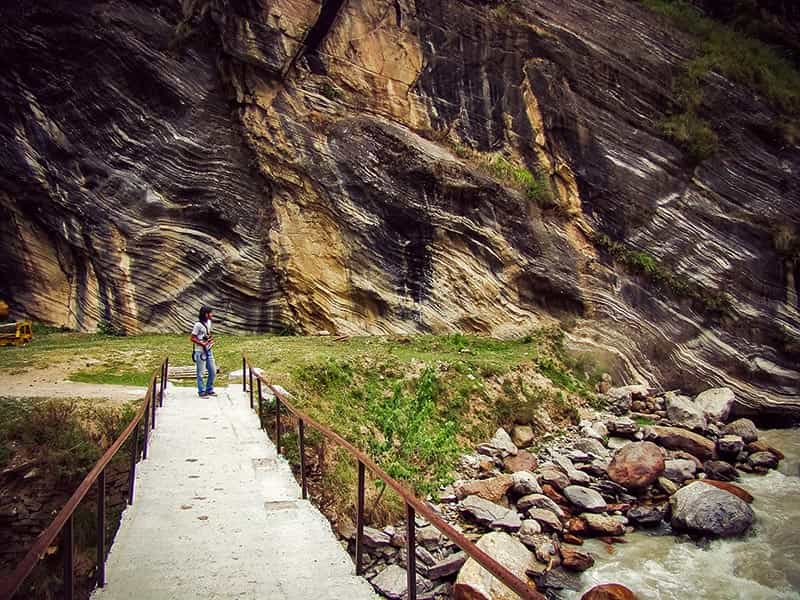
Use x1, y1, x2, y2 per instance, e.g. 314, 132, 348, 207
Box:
0, 362, 146, 403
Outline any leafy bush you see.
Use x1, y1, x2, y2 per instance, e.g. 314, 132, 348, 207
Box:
364, 368, 460, 495
97, 320, 125, 337
486, 156, 555, 208
660, 112, 719, 163
0, 398, 136, 483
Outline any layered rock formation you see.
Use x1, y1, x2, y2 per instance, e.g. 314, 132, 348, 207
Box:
0, 0, 797, 415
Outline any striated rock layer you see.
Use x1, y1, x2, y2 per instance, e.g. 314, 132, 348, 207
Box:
0, 0, 798, 415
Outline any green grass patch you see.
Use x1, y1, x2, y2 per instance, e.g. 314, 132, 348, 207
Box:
594, 232, 731, 315
452, 144, 556, 209
1, 329, 604, 521
633, 415, 655, 426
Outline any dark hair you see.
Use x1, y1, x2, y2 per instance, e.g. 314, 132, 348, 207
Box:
198, 306, 213, 322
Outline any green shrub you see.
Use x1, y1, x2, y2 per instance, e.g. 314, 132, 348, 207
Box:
0, 398, 135, 484
660, 112, 719, 163
320, 82, 342, 101
594, 233, 731, 315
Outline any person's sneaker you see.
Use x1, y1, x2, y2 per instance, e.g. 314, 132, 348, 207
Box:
199, 391, 208, 398
207, 390, 218, 397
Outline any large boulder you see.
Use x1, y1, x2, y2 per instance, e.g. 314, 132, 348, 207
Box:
703, 460, 739, 481
699, 480, 753, 503
716, 435, 744, 456
606, 385, 649, 413
664, 392, 706, 430
454, 532, 536, 600
537, 467, 571, 491
748, 451, 779, 470
528, 508, 563, 532
455, 474, 514, 503
371, 565, 409, 599
504, 450, 538, 473
607, 441, 665, 489
694, 387, 736, 423
517, 494, 565, 518
478, 428, 518, 458
517, 519, 542, 546
511, 471, 543, 496
662, 458, 697, 483
428, 552, 468, 580
648, 426, 716, 460
460, 495, 514, 526
580, 513, 626, 536
627, 504, 666, 526
722, 418, 759, 443
581, 583, 638, 600
560, 548, 595, 572
605, 417, 639, 438
511, 425, 535, 448
670, 481, 754, 537
573, 437, 608, 457
563, 486, 607, 513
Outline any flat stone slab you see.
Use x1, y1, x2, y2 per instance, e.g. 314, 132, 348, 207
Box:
91, 385, 377, 600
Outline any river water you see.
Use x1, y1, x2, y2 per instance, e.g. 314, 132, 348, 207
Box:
562, 428, 800, 600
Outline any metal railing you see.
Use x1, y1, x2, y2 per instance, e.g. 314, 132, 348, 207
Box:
242, 355, 543, 600
0, 358, 170, 600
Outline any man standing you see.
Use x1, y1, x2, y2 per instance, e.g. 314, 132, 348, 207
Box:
190, 306, 216, 397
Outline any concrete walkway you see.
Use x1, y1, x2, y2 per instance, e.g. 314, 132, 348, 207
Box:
92, 384, 378, 600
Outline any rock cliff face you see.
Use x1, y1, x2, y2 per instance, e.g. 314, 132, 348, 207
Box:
0, 0, 798, 415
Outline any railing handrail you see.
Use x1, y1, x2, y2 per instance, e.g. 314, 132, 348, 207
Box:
0, 358, 170, 600
244, 355, 543, 600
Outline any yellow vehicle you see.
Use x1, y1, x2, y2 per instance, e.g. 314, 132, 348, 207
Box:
0, 320, 33, 347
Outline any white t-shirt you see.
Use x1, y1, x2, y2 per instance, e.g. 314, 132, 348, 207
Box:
191, 320, 212, 351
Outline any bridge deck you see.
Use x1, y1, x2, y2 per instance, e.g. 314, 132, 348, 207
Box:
92, 384, 377, 600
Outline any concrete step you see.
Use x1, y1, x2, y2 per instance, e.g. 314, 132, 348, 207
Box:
92, 384, 377, 600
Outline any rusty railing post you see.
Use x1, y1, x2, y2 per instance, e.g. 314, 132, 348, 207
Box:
63, 515, 74, 600
160, 359, 168, 407
299, 419, 307, 499
151, 378, 157, 429
275, 398, 281, 454
242, 357, 247, 392
128, 423, 138, 504
257, 378, 263, 428
142, 398, 150, 460
249, 367, 254, 407
97, 468, 106, 587
356, 461, 365, 575
406, 504, 416, 600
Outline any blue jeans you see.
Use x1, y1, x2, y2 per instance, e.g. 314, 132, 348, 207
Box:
194, 349, 216, 395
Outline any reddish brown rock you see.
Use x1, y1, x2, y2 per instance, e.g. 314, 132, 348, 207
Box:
504, 450, 538, 473
566, 517, 589, 534
561, 548, 595, 571
581, 583, 637, 600
541, 483, 568, 506
650, 426, 715, 460
607, 442, 665, 489
695, 479, 754, 503
455, 474, 513, 503
562, 533, 584, 545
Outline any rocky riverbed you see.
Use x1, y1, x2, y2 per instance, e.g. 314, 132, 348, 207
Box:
353, 385, 795, 599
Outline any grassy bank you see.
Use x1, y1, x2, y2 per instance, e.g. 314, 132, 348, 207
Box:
1, 328, 603, 522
